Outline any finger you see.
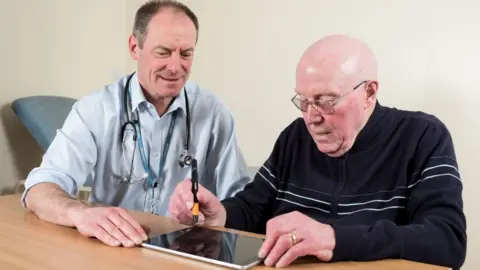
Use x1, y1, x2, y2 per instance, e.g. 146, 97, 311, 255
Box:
97, 217, 133, 247
90, 223, 121, 247
108, 212, 143, 245
263, 233, 292, 267
314, 249, 333, 262
175, 193, 193, 218
176, 209, 194, 225
178, 179, 193, 207
275, 242, 308, 268
259, 217, 293, 258
115, 208, 148, 240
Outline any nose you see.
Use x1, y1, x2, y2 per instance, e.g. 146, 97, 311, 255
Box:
166, 52, 181, 74
304, 104, 323, 125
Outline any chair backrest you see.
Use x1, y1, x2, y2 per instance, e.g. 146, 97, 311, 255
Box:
12, 95, 77, 151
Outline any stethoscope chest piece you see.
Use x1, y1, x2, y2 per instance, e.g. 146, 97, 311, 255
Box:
179, 149, 192, 167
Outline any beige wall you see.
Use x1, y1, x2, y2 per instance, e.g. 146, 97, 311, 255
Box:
0, 0, 130, 193
1, 0, 478, 268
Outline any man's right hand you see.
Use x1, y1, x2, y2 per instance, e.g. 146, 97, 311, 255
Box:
67, 205, 148, 247
168, 179, 226, 227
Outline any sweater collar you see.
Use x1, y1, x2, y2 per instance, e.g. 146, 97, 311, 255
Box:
349, 101, 389, 152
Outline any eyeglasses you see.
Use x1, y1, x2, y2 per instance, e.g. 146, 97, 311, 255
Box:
291, 80, 367, 115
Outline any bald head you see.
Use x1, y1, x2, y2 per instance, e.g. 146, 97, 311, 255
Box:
296, 35, 378, 92
293, 35, 379, 157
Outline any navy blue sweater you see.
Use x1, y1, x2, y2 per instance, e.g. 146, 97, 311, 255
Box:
222, 102, 467, 269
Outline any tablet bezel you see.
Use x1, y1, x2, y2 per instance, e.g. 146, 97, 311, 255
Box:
141, 227, 264, 270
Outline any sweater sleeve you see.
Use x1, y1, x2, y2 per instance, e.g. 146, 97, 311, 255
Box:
220, 133, 283, 234
331, 120, 467, 269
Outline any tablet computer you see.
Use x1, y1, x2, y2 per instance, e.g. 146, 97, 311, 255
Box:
141, 226, 264, 269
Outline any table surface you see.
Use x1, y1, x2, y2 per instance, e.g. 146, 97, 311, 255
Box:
0, 194, 450, 270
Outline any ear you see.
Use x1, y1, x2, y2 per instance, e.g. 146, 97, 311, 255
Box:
365, 80, 379, 108
128, 34, 140, 60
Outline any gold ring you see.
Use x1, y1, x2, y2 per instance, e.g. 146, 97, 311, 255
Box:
289, 232, 297, 248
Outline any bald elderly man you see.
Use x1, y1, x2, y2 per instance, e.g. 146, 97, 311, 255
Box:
168, 35, 466, 269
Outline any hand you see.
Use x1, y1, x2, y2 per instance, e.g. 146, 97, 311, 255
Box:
67, 205, 148, 247
170, 227, 222, 259
168, 179, 226, 227
258, 211, 335, 268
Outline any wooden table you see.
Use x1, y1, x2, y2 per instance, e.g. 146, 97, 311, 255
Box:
0, 194, 449, 270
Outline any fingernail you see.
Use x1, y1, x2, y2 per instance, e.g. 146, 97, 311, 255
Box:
134, 237, 142, 245
258, 249, 266, 258
112, 240, 121, 246
142, 234, 148, 240
264, 258, 272, 266
125, 240, 133, 247
186, 201, 193, 209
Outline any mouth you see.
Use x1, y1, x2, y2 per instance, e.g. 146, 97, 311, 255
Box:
159, 76, 181, 82
311, 129, 330, 136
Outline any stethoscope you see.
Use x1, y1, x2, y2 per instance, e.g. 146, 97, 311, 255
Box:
120, 72, 193, 192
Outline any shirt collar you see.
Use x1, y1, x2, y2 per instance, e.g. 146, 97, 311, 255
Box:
129, 72, 187, 116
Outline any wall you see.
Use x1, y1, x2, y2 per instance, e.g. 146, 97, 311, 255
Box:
0, 0, 130, 193
131, 0, 479, 268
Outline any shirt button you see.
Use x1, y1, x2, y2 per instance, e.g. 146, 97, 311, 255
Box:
152, 152, 159, 158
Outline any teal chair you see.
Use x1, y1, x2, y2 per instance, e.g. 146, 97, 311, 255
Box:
11, 95, 93, 193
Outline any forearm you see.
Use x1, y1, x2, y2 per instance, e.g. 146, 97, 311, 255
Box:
331, 218, 466, 269
24, 183, 89, 227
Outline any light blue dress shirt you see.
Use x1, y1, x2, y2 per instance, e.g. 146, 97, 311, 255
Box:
22, 73, 251, 216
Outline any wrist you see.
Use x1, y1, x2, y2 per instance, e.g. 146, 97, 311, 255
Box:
65, 200, 89, 225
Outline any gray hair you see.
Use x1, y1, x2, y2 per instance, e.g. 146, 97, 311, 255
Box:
132, 0, 199, 48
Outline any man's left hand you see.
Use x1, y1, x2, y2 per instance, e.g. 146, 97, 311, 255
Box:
258, 211, 335, 268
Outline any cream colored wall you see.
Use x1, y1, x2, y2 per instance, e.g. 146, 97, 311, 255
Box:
0, 0, 130, 194
129, 0, 480, 268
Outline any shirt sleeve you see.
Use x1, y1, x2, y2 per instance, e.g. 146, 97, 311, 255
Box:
331, 119, 467, 269
21, 96, 101, 207
204, 101, 252, 201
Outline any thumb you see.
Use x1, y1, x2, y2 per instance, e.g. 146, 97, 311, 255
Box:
197, 185, 220, 211
314, 250, 333, 262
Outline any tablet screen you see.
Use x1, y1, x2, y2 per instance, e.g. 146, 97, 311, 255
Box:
142, 226, 264, 269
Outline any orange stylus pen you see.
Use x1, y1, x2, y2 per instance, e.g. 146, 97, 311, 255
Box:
191, 159, 199, 224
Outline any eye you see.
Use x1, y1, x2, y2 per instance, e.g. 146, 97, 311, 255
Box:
181, 52, 192, 59
156, 51, 171, 57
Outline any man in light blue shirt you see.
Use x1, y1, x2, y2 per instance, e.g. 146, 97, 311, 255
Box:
22, 0, 251, 248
